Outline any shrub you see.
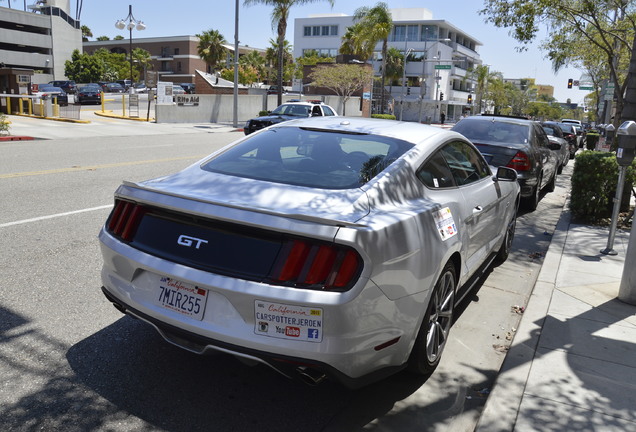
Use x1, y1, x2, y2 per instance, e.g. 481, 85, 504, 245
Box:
585, 132, 599, 150
0, 112, 9, 135
371, 114, 396, 120
258, 110, 270, 116
570, 151, 635, 221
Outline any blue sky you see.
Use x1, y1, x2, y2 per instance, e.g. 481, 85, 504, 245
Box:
71, 0, 591, 104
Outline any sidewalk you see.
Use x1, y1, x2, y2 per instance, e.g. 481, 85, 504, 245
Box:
476, 206, 635, 431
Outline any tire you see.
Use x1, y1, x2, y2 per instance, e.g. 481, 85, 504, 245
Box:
522, 174, 541, 211
407, 262, 456, 375
557, 162, 564, 174
494, 210, 517, 265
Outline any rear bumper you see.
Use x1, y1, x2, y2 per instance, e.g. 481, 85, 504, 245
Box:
101, 285, 405, 388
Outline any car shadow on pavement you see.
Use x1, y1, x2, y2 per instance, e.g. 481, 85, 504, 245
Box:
62, 314, 489, 431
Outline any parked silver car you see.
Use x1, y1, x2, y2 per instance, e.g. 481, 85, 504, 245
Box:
99, 117, 520, 388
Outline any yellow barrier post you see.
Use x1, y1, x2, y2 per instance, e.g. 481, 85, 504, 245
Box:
101, 91, 105, 112
7, 97, 12, 115
18, 98, 24, 114
122, 93, 126, 117
28, 99, 32, 116
53, 97, 59, 117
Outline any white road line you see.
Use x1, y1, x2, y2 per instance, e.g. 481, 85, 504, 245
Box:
0, 204, 113, 228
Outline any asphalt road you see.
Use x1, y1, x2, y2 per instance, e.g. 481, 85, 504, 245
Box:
0, 117, 571, 431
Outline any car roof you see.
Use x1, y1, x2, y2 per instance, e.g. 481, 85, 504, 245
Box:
273, 116, 457, 144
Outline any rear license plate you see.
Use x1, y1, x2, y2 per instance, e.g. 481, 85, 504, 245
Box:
154, 277, 208, 320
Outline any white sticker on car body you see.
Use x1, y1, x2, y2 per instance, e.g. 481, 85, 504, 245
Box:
434, 207, 458, 241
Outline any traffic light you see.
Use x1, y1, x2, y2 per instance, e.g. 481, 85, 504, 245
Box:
567, 78, 573, 89
467, 94, 473, 104
440, 92, 444, 101
407, 87, 410, 95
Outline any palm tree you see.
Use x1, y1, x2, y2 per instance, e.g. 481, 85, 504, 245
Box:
244, 0, 334, 105
351, 3, 393, 113
383, 47, 404, 86
196, 29, 228, 74
81, 25, 93, 42
239, 50, 267, 83
132, 48, 152, 82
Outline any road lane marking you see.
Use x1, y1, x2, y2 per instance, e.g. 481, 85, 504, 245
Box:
0, 205, 113, 228
0, 155, 206, 179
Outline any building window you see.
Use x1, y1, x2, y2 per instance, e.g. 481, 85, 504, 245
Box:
392, 25, 406, 42
407, 25, 418, 42
304, 24, 338, 37
177, 61, 182, 72
174, 48, 180, 55
421, 25, 439, 41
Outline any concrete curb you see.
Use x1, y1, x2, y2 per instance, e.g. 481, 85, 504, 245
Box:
11, 113, 90, 124
474, 197, 572, 432
94, 110, 155, 122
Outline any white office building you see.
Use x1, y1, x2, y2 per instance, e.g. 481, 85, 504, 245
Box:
294, 8, 483, 122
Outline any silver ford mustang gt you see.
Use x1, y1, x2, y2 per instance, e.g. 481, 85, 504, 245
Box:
99, 117, 519, 388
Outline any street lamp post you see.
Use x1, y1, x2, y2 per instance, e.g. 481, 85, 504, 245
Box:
399, 36, 411, 121
115, 5, 146, 91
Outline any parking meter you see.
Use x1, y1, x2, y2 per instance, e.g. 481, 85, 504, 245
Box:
616, 121, 636, 166
605, 123, 615, 141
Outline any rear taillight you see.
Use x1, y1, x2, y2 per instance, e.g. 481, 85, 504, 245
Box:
507, 151, 532, 171
271, 239, 362, 291
107, 199, 146, 241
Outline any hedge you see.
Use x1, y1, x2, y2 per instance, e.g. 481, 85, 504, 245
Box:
371, 114, 397, 120
570, 151, 635, 221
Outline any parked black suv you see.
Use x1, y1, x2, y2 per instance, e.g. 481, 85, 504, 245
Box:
452, 115, 559, 211
48, 80, 77, 94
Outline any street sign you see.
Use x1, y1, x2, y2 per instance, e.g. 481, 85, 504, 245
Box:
435, 65, 451, 70
579, 86, 594, 90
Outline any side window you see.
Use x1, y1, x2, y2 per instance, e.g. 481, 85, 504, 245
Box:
534, 124, 549, 147
322, 106, 335, 116
440, 141, 491, 186
417, 151, 455, 189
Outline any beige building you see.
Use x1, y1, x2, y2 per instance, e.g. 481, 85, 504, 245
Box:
84, 36, 265, 85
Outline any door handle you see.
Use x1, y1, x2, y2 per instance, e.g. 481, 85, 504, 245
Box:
473, 206, 483, 213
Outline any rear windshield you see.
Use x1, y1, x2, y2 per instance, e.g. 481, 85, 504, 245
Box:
453, 118, 529, 145
201, 127, 413, 189
271, 104, 311, 117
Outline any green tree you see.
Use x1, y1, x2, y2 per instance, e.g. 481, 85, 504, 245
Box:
81, 25, 93, 42
239, 50, 267, 83
264, 38, 296, 83
244, 0, 335, 105
351, 2, 393, 112
96, 36, 110, 41
64, 49, 105, 83
480, 0, 636, 124
196, 29, 228, 74
383, 47, 404, 85
132, 48, 152, 82
467, 65, 501, 113
310, 64, 374, 115
221, 64, 259, 85
92, 48, 130, 81
114, 35, 124, 41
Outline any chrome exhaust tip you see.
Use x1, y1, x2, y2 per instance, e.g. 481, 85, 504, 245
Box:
296, 366, 327, 385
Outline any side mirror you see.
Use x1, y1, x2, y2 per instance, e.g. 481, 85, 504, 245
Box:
495, 166, 518, 182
